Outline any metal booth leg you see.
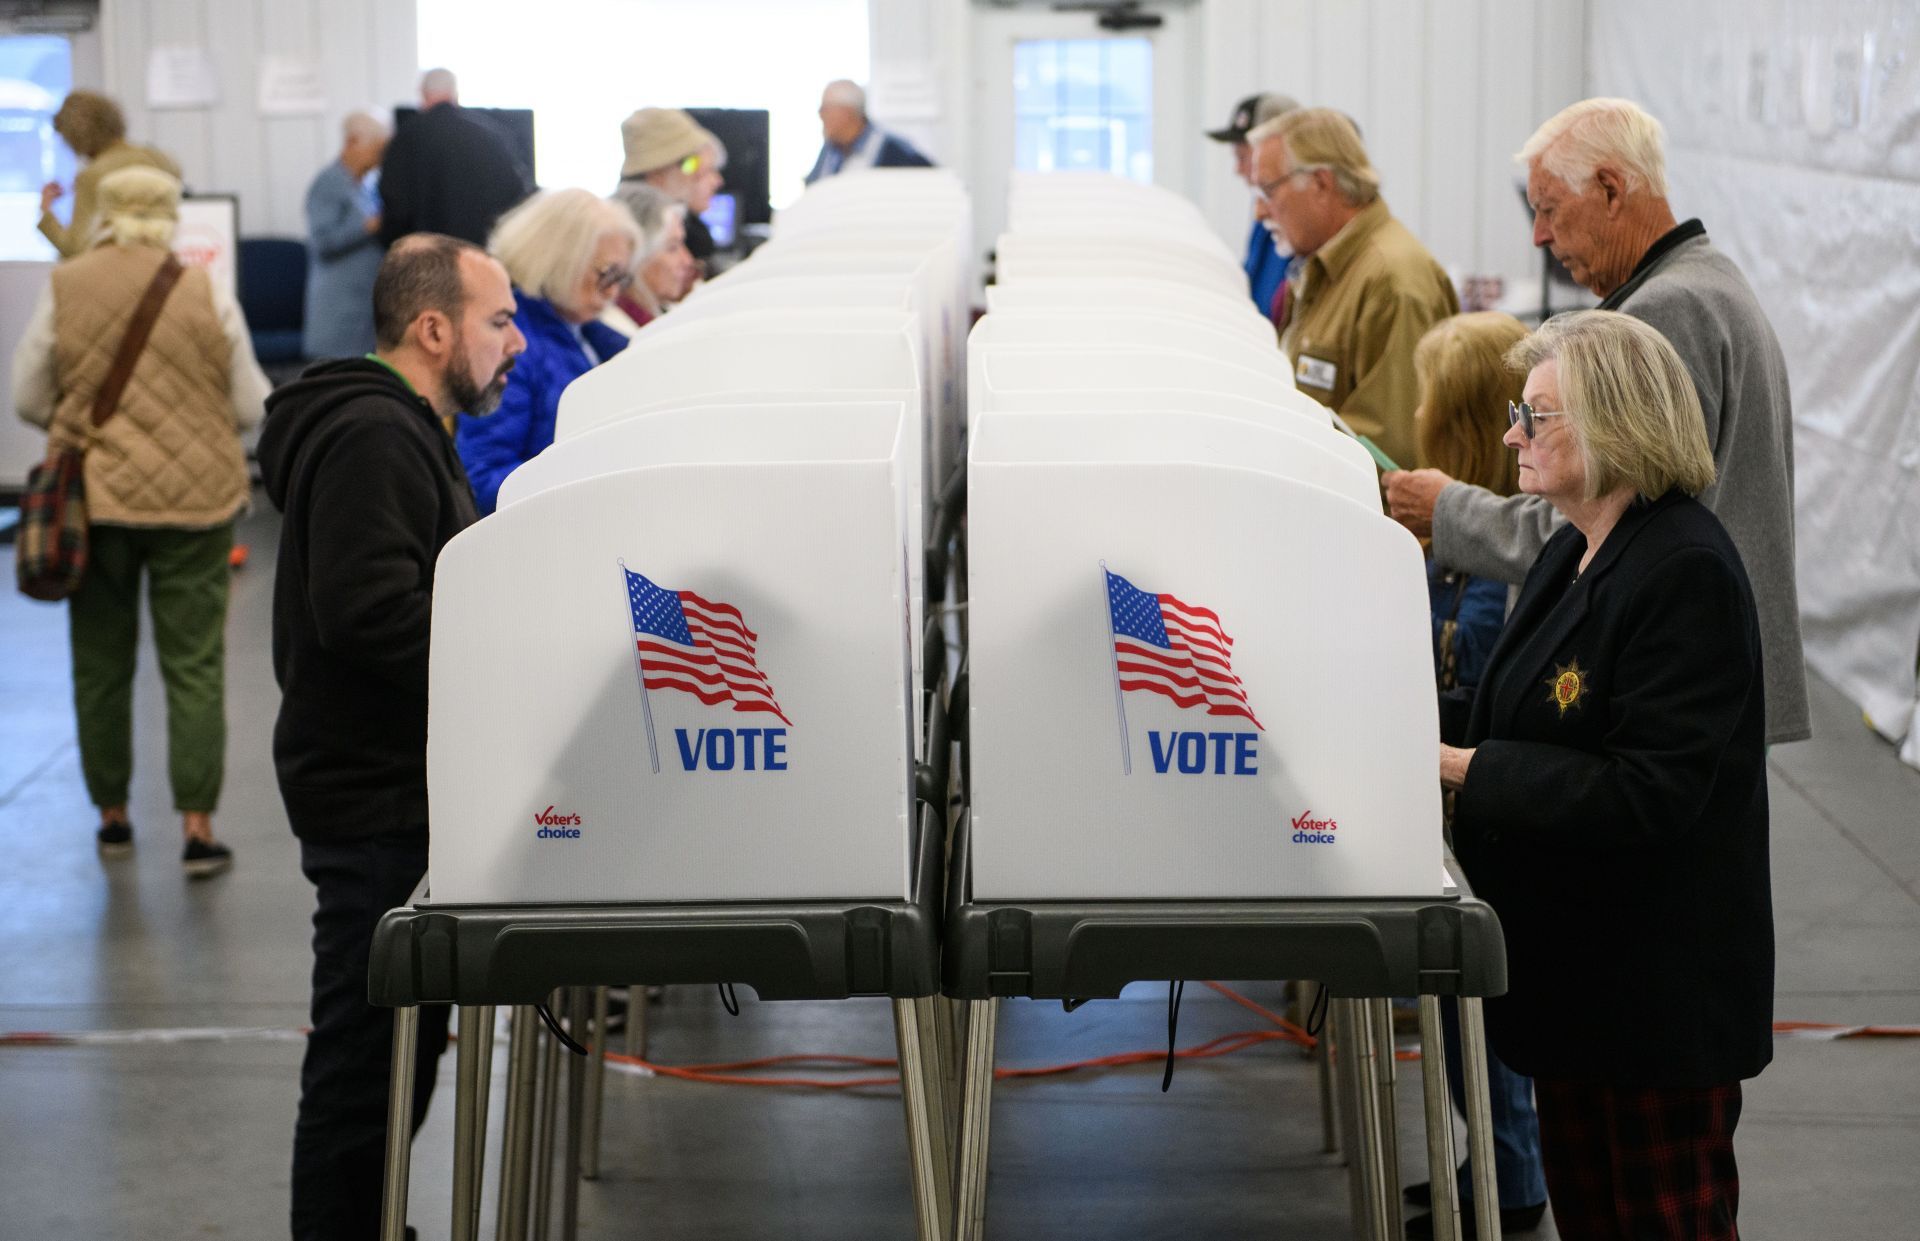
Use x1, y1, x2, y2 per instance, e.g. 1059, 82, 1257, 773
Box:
1335, 997, 1393, 1241
1417, 996, 1463, 1241
1316, 983, 1339, 1155
1329, 1001, 1368, 1235
1369, 998, 1404, 1236
497, 1006, 541, 1241
893, 998, 953, 1241
470, 1007, 498, 1240
451, 1005, 495, 1241
952, 997, 1000, 1241
1456, 997, 1504, 1241
531, 991, 564, 1241
624, 984, 650, 1059
583, 987, 608, 1181
562, 988, 589, 1241
380, 1005, 420, 1241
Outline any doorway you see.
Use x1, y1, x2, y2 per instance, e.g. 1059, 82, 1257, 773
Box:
970, 2, 1197, 273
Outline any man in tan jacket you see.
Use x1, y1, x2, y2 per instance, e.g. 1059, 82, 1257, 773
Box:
1251, 108, 1457, 469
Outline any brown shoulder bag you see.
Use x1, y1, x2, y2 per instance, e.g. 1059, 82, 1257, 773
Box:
16, 255, 184, 602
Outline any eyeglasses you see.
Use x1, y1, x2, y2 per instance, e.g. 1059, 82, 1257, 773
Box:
1256, 166, 1323, 198
1508, 400, 1568, 440
594, 263, 634, 294
678, 154, 705, 176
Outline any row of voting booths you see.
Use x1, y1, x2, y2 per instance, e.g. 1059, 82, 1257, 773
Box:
369, 170, 1508, 1241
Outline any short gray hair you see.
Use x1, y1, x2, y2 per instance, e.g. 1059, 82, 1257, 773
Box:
1517, 97, 1669, 199
1507, 309, 1714, 501
822, 79, 866, 112
342, 110, 388, 143
488, 188, 643, 310
420, 67, 457, 101
610, 181, 689, 260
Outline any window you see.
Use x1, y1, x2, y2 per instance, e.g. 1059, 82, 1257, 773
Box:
1012, 37, 1152, 181
417, 0, 867, 210
0, 34, 74, 261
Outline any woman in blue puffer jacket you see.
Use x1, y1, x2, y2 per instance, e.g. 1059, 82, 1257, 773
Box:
457, 188, 641, 513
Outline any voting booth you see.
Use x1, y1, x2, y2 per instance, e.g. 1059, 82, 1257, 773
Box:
426, 402, 916, 905
964, 421, 1441, 901
985, 277, 1278, 347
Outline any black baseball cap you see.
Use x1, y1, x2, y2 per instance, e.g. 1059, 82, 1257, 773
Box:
1206, 92, 1300, 143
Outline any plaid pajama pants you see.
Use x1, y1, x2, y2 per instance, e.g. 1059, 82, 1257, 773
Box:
1534, 1077, 1744, 1240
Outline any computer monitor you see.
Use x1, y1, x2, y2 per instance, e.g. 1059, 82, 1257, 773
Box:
686, 107, 770, 230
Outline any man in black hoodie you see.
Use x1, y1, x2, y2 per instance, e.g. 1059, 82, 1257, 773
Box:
258, 233, 523, 1241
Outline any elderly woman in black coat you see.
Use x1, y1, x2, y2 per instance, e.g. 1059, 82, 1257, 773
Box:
1438, 310, 1773, 1241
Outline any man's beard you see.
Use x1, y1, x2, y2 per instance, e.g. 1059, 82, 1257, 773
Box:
447, 353, 515, 416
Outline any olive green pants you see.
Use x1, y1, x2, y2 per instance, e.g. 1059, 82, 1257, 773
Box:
67, 522, 233, 813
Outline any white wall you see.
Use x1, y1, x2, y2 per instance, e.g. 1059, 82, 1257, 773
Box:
1588, 0, 1920, 763
1195, 0, 1586, 294
99, 0, 418, 238
871, 0, 1586, 297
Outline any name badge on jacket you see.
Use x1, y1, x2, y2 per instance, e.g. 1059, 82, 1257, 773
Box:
1296, 354, 1338, 391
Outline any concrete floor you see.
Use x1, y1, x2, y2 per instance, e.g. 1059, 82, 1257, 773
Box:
2, 502, 1917, 1239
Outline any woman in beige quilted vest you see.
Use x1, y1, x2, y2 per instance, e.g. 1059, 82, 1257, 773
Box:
12, 165, 269, 876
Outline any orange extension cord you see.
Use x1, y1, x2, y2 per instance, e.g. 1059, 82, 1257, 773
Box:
602, 982, 1370, 1091
1, 999, 1912, 1092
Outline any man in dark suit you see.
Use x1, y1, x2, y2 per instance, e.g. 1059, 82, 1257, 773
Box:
377, 68, 530, 247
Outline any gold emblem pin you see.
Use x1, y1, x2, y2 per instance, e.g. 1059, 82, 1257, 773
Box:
1546, 659, 1589, 717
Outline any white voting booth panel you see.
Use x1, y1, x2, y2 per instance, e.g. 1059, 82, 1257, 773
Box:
995, 233, 1240, 285
428, 410, 914, 905
556, 319, 921, 441
985, 279, 1275, 347
995, 251, 1246, 300
714, 249, 966, 486
977, 386, 1378, 507
547, 325, 933, 701
969, 344, 1328, 436
975, 345, 1325, 421
970, 310, 1297, 390
496, 400, 910, 509
977, 408, 1379, 512
672, 275, 915, 321
965, 450, 1441, 901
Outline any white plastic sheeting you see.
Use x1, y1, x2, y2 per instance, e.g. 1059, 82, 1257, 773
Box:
1591, 0, 1920, 767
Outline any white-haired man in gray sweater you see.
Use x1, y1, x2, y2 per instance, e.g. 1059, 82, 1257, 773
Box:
1385, 97, 1809, 745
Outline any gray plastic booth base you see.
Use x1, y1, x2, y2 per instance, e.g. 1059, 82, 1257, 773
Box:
938, 808, 1511, 1241
368, 797, 947, 1008
941, 810, 1505, 1001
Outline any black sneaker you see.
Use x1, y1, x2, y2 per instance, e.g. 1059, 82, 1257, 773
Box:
182, 837, 233, 878
96, 821, 134, 856
1404, 1199, 1547, 1238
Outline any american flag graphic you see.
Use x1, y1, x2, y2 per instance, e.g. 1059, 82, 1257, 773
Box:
624, 567, 791, 726
1105, 569, 1262, 728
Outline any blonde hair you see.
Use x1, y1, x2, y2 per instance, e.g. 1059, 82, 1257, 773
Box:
1506, 310, 1714, 501
1517, 98, 1669, 199
1262, 108, 1379, 205
487, 188, 642, 311
98, 165, 180, 249
1415, 312, 1527, 496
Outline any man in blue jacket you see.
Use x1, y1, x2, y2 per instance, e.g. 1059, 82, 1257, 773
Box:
805, 79, 933, 183
1206, 92, 1298, 317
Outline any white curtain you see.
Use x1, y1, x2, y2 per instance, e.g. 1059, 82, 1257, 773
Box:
1589, 0, 1920, 767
